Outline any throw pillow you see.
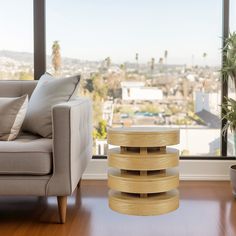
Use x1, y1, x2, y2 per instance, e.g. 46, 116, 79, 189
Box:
0, 95, 28, 141
23, 73, 80, 138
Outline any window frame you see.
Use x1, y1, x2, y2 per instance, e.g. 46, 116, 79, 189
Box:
34, 0, 46, 80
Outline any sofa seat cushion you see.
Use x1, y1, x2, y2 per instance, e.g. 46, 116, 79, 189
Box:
0, 133, 52, 175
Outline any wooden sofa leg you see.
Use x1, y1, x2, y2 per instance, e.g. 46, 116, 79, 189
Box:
57, 196, 67, 224
77, 179, 81, 189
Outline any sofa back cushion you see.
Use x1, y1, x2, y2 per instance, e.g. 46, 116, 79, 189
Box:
23, 73, 80, 138
0, 81, 37, 98
0, 95, 28, 141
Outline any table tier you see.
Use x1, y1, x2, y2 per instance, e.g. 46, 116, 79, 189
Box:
108, 170, 179, 194
108, 147, 179, 170
109, 190, 179, 216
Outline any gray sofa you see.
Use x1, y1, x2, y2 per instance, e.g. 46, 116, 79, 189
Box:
0, 80, 93, 223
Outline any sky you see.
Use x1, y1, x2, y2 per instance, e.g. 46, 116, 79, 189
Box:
0, 0, 236, 66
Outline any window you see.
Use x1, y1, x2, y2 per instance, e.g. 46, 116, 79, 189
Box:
0, 0, 227, 157
0, 0, 34, 80
46, 0, 222, 157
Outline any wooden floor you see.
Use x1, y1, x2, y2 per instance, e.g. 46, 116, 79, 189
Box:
0, 181, 235, 236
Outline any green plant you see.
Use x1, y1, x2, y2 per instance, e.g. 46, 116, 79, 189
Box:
119, 106, 134, 115
19, 71, 33, 80
93, 120, 107, 140
221, 32, 236, 86
221, 32, 236, 136
140, 103, 160, 114
221, 97, 236, 136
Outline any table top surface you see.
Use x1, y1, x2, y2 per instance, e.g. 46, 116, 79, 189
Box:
108, 127, 179, 134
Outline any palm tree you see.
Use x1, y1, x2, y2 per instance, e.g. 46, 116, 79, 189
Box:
150, 58, 155, 85
164, 50, 168, 64
120, 63, 127, 80
52, 41, 61, 76
105, 57, 111, 68
202, 52, 207, 67
159, 57, 164, 73
151, 57, 155, 71
135, 53, 139, 73
159, 57, 164, 64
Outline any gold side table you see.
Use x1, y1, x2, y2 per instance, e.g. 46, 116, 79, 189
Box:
107, 127, 180, 216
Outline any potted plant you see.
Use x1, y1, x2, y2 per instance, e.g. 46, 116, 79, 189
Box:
222, 98, 236, 197
221, 32, 236, 197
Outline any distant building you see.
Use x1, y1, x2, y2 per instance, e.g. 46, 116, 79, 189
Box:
195, 109, 220, 128
194, 91, 221, 115
102, 101, 114, 126
95, 139, 108, 155
121, 81, 163, 101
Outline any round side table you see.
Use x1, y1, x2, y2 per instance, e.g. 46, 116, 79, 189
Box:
107, 127, 180, 216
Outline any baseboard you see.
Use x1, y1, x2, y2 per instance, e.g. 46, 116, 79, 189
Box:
83, 173, 107, 180
82, 159, 234, 181
179, 175, 229, 181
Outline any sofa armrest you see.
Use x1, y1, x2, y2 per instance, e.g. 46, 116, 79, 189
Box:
46, 97, 92, 196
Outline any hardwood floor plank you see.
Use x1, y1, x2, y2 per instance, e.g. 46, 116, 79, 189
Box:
0, 181, 235, 236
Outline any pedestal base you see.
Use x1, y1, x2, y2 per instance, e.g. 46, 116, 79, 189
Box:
109, 190, 179, 216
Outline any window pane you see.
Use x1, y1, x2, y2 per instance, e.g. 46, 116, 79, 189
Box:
230, 0, 236, 32
0, 0, 34, 80
47, 0, 222, 156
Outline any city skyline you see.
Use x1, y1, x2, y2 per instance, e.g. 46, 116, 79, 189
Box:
1, 0, 234, 66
